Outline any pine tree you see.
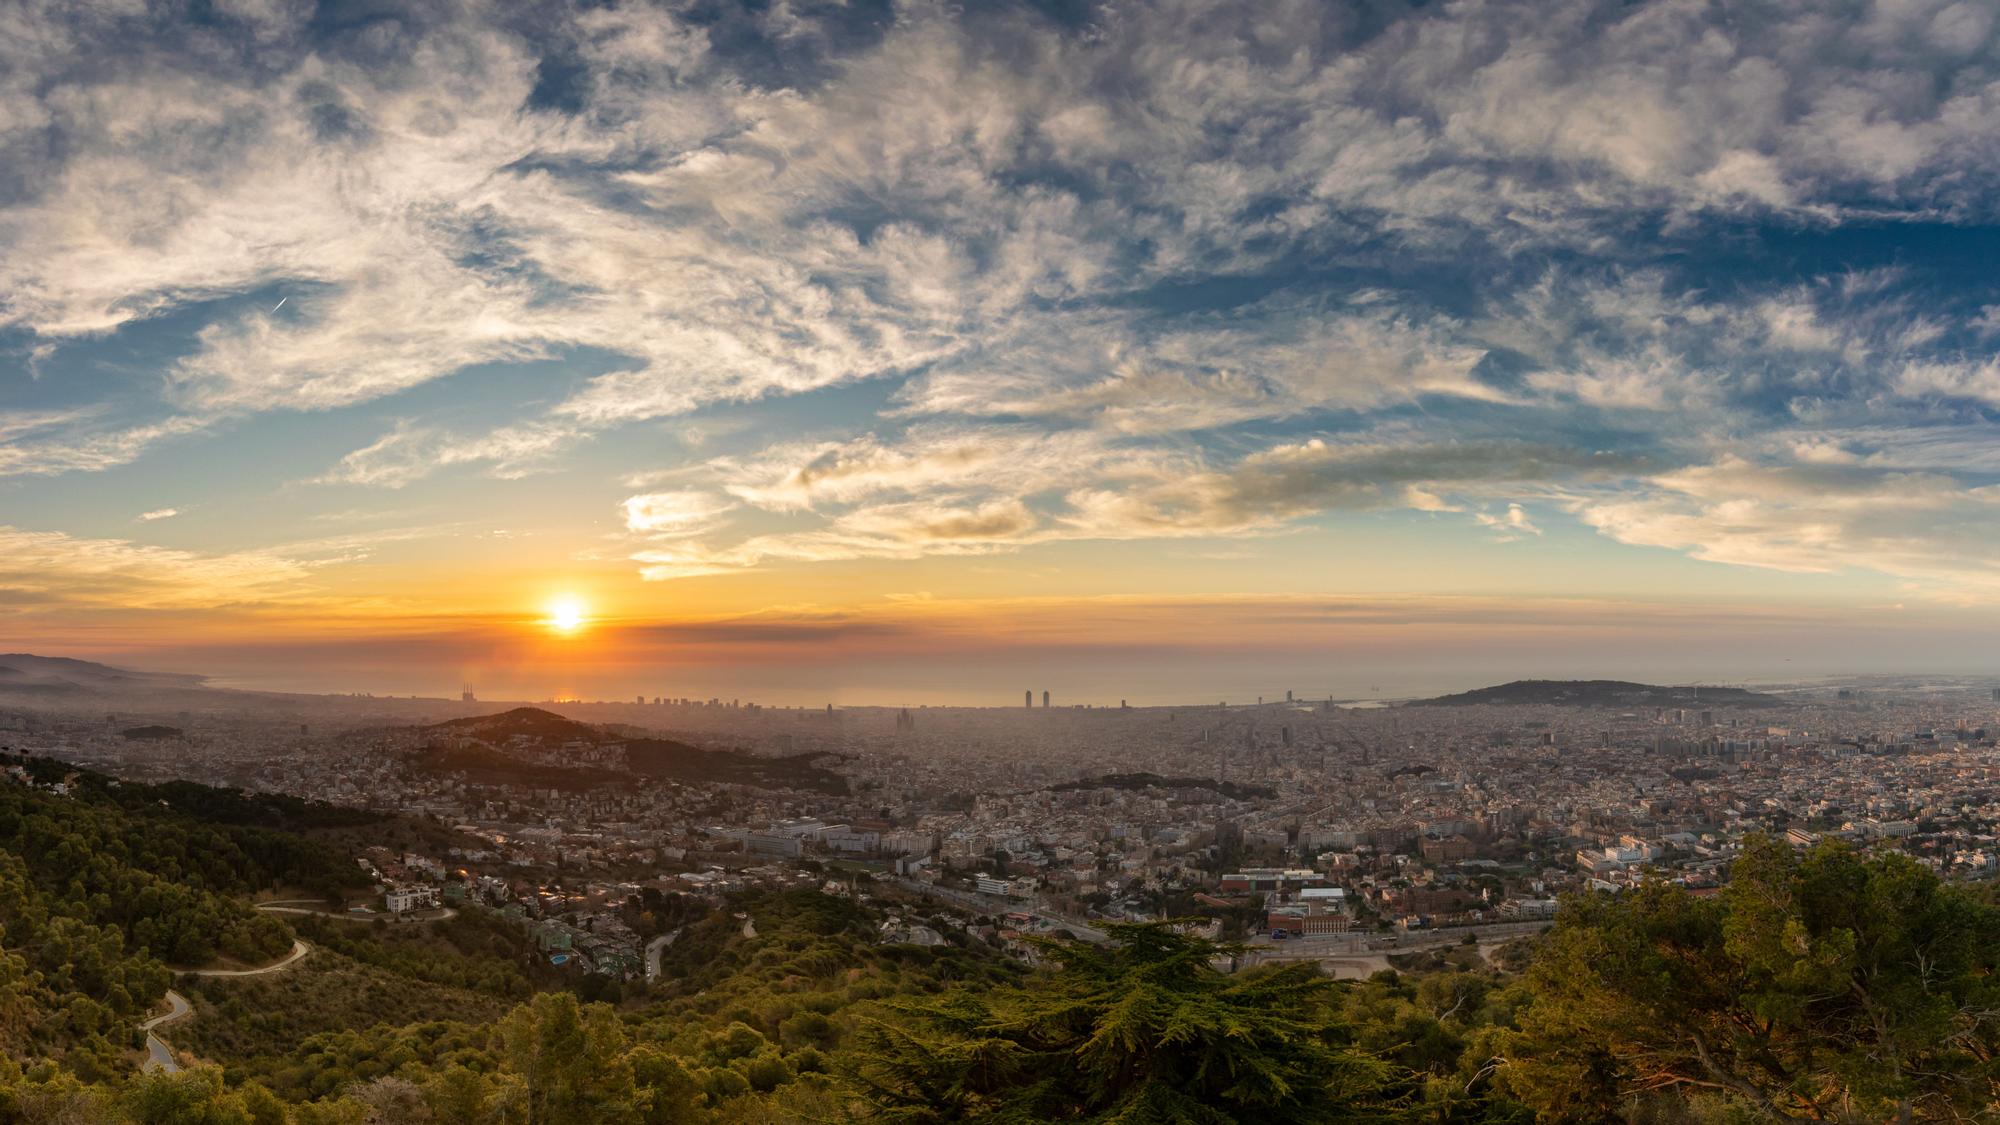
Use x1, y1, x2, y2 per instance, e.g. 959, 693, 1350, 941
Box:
1500, 835, 2000, 1121
851, 922, 1395, 1123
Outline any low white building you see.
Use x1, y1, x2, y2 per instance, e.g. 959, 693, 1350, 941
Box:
385, 884, 441, 913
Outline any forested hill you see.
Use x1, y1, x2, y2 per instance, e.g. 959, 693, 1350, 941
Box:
1414, 679, 1783, 708
0, 754, 372, 1076
0, 827, 1996, 1121
1048, 772, 1277, 800
417, 707, 849, 794
425, 706, 601, 743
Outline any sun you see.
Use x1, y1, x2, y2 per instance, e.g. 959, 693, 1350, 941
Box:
544, 595, 589, 634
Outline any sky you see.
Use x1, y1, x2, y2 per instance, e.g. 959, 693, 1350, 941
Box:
6, 0, 2000, 704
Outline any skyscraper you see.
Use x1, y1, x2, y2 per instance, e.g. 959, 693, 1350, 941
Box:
1026, 689, 1033, 708
1042, 690, 1050, 708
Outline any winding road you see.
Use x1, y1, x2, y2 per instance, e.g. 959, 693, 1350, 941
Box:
139, 990, 190, 1071
644, 927, 682, 980
183, 938, 311, 978
255, 899, 459, 922
140, 939, 313, 1073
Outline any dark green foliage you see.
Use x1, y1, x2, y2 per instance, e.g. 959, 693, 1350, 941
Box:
1047, 773, 1277, 800
8, 760, 2000, 1125
851, 923, 1397, 1123
177, 953, 512, 1083
416, 708, 849, 794
1501, 834, 2000, 1121
287, 911, 539, 998
0, 757, 364, 1071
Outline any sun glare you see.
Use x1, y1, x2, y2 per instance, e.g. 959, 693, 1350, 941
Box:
544, 596, 588, 634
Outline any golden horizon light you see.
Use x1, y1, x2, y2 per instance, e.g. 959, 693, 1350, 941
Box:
544, 596, 589, 636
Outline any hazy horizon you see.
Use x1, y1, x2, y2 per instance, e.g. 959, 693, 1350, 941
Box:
36, 643, 1998, 710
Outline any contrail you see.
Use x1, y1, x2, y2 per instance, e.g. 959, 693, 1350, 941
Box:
270, 296, 287, 313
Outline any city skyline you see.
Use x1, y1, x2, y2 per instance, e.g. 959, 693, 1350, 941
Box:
9, 1, 2000, 698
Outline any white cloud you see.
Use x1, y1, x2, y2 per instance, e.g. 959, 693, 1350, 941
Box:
1571, 454, 2000, 589
0, 416, 213, 478
622, 490, 736, 536
0, 525, 310, 611
627, 433, 1642, 579
312, 421, 579, 488
1474, 503, 1542, 540
11, 0, 2000, 442
716, 426, 1122, 512
895, 306, 1503, 431
1896, 357, 2000, 405
137, 507, 179, 522
8, 0, 2000, 603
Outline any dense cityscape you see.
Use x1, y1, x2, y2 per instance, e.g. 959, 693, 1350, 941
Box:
12, 665, 2000, 990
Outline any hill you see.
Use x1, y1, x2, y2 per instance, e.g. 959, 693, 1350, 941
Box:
416, 707, 849, 794
1413, 679, 1781, 708
1048, 772, 1276, 800
426, 705, 600, 743
0, 653, 207, 697
121, 724, 184, 741
0, 754, 374, 1075
3, 819, 1992, 1123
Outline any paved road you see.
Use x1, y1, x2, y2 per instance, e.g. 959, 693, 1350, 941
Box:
141, 939, 313, 1072
644, 928, 682, 980
140, 990, 191, 1072
256, 901, 458, 922
183, 939, 311, 978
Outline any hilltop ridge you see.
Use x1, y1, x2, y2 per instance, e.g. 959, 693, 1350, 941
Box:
415, 706, 849, 794
1413, 678, 1782, 708
0, 653, 206, 695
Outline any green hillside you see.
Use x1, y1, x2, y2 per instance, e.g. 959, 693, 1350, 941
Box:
416, 707, 850, 794
2, 758, 1996, 1123
0, 754, 372, 1079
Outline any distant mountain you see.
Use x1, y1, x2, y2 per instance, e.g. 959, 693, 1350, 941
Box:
427, 706, 601, 744
415, 707, 848, 794
1414, 679, 1782, 708
120, 725, 184, 741
0, 653, 206, 695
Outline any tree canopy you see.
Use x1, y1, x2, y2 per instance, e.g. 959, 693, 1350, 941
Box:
853, 924, 1396, 1123
5, 763, 2000, 1125
1501, 834, 2000, 1121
